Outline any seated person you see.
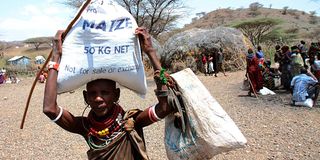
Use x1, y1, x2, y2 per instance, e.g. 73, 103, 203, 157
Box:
309, 57, 320, 81
38, 71, 46, 83
262, 60, 281, 90
290, 68, 320, 107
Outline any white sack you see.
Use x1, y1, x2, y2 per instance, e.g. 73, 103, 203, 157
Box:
274, 76, 281, 88
57, 0, 146, 95
165, 68, 247, 160
259, 87, 276, 95
294, 98, 313, 108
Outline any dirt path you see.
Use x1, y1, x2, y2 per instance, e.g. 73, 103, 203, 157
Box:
0, 70, 319, 159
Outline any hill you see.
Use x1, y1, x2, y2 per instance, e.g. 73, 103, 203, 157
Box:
182, 7, 320, 42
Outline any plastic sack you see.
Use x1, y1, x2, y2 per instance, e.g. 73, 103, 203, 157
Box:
57, 0, 146, 95
165, 68, 247, 160
259, 87, 276, 95
273, 75, 281, 88
294, 98, 313, 108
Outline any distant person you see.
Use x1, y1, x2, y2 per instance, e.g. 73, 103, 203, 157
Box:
38, 71, 46, 83
211, 50, 218, 77
207, 54, 214, 76
0, 73, 5, 84
215, 48, 227, 77
246, 48, 263, 96
262, 60, 281, 90
201, 53, 208, 76
290, 46, 303, 79
309, 56, 320, 81
274, 44, 282, 67
256, 45, 264, 59
298, 40, 308, 66
0, 68, 6, 84
9, 72, 18, 84
308, 42, 317, 64
280, 45, 292, 90
256, 46, 265, 71
291, 68, 320, 107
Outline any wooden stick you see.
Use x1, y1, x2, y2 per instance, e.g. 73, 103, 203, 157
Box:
246, 72, 259, 99
20, 0, 92, 129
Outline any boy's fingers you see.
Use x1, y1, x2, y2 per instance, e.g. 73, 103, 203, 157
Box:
135, 27, 148, 36
136, 27, 147, 31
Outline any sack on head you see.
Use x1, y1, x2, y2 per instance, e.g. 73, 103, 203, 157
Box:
57, 0, 147, 95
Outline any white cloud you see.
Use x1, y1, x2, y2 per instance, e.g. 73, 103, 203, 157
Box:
22, 5, 41, 16
0, 10, 70, 30
0, 14, 69, 40
0, 2, 73, 41
44, 6, 62, 15
45, 0, 56, 3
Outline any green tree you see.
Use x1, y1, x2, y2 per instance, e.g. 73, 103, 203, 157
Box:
24, 37, 52, 50
248, 2, 263, 17
249, 2, 263, 11
261, 28, 297, 44
309, 11, 318, 24
282, 6, 289, 15
63, 0, 186, 38
232, 18, 281, 46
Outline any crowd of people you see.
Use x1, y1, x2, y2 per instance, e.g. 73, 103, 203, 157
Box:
245, 41, 320, 107
0, 68, 20, 84
201, 48, 227, 77
0, 66, 49, 84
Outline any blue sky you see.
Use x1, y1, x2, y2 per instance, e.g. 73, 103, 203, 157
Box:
0, 0, 320, 41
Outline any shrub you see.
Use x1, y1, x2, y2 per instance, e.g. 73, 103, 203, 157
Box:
282, 6, 289, 15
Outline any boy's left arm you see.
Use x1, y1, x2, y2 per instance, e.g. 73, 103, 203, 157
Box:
134, 27, 174, 128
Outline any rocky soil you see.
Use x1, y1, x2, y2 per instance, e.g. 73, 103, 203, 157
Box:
0, 70, 319, 160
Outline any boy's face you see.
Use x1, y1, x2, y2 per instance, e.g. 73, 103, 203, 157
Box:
84, 79, 119, 117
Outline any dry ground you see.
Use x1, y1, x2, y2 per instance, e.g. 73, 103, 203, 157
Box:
0, 70, 319, 160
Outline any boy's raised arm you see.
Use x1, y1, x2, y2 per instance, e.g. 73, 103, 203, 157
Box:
43, 30, 85, 135
134, 27, 174, 127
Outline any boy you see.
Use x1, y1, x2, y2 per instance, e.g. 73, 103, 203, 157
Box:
43, 27, 174, 159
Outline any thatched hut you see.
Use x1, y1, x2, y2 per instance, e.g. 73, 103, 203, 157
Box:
162, 27, 253, 73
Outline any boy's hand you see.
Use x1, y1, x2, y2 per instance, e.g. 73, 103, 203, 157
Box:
52, 30, 64, 62
135, 27, 155, 55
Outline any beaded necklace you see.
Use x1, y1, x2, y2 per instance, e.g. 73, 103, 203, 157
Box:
85, 104, 125, 149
